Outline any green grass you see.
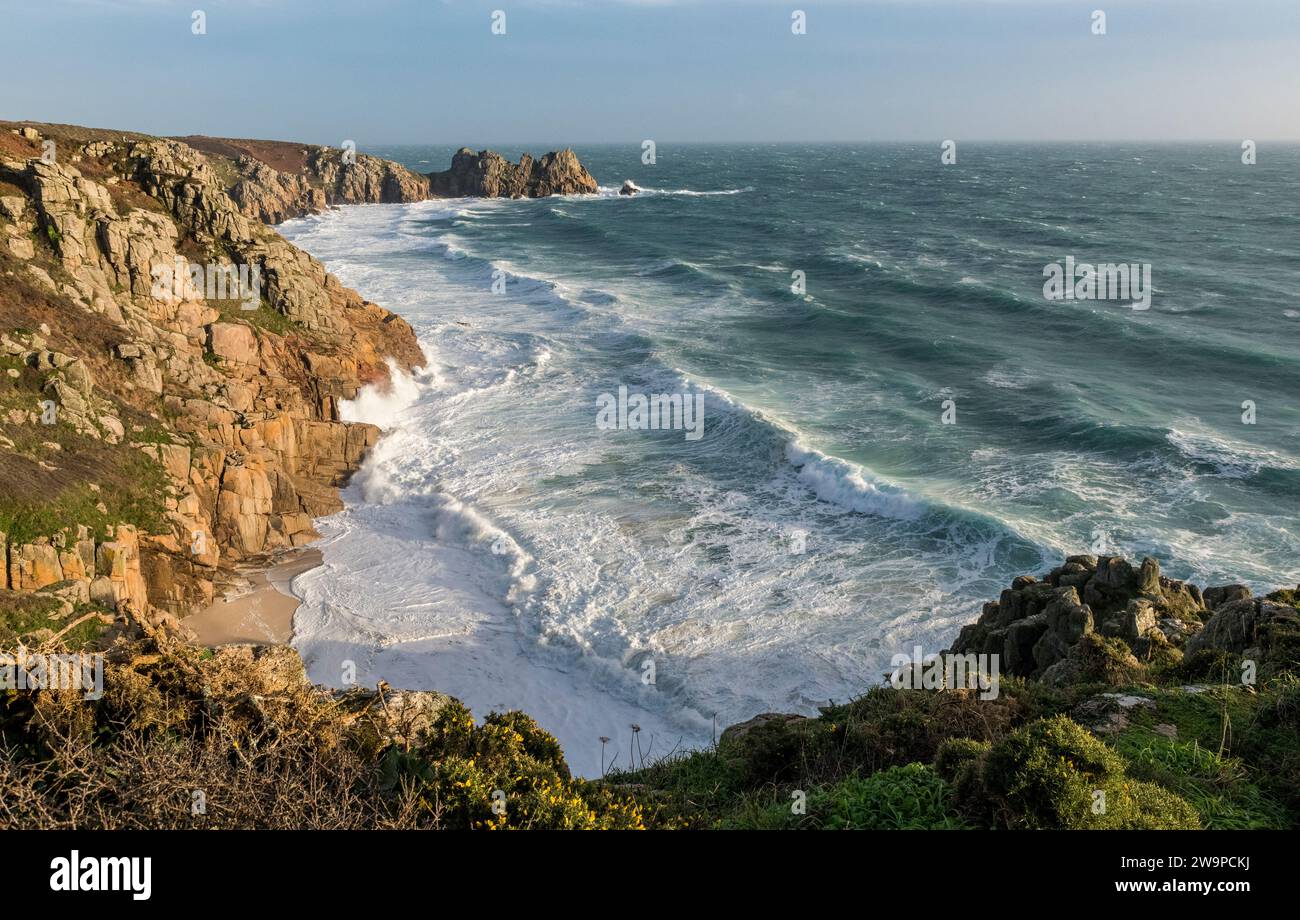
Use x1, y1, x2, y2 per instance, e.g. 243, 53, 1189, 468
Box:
214, 298, 301, 337
0, 433, 170, 544
606, 747, 744, 816
0, 591, 107, 650
130, 424, 185, 447
1112, 731, 1287, 829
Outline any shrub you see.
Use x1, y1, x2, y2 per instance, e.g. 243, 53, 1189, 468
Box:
1073, 633, 1147, 686
960, 715, 1199, 829
396, 702, 650, 829
934, 737, 991, 782
0, 638, 657, 830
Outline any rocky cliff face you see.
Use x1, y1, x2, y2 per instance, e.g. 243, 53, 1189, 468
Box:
427, 147, 598, 198
173, 136, 431, 224
226, 147, 430, 224
176, 138, 599, 220
0, 122, 424, 634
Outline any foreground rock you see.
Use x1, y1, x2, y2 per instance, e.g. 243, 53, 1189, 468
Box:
427, 147, 598, 198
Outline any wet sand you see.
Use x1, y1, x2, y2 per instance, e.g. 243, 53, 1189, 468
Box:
181, 549, 322, 646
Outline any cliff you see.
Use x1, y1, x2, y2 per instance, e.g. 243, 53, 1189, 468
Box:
174, 137, 601, 221
0, 121, 424, 636
176, 135, 431, 224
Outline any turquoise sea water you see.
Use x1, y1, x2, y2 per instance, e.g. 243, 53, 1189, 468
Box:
279, 143, 1300, 775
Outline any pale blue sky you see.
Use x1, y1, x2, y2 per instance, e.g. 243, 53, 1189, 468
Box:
2, 0, 1297, 144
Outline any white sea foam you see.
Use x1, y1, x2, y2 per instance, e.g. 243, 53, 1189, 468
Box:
277, 201, 984, 775
785, 441, 925, 521
595, 185, 754, 197
276, 194, 1300, 782
339, 358, 433, 428
1167, 420, 1300, 478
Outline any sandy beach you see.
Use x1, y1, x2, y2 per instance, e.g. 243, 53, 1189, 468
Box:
181, 549, 322, 646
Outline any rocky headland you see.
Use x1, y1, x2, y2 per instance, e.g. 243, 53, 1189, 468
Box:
180, 136, 600, 222
426, 147, 598, 199
0, 120, 640, 830
1, 121, 1295, 831
179, 135, 432, 224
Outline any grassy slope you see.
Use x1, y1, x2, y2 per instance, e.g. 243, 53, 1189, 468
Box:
606, 658, 1300, 829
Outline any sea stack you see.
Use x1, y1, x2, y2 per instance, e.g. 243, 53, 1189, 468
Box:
619, 180, 642, 196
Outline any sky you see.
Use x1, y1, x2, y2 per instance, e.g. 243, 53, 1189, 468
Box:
2, 0, 1298, 145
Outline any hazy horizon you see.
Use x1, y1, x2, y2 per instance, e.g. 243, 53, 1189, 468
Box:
2, 0, 1298, 146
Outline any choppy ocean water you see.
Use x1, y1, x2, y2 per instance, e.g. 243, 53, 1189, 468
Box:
278, 143, 1300, 776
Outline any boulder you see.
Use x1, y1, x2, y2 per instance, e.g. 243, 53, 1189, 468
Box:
1004, 613, 1048, 676
1033, 586, 1095, 671
207, 322, 259, 366
1185, 598, 1259, 657
1204, 584, 1252, 610
6, 233, 35, 260
0, 195, 26, 220
8, 542, 64, 591
1101, 598, 1158, 644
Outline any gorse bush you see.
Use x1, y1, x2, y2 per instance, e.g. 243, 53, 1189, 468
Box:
0, 638, 661, 830
952, 715, 1200, 829
384, 702, 652, 830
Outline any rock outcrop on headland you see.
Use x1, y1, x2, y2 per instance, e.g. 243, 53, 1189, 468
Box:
0, 121, 424, 635
627, 555, 1298, 830
948, 554, 1298, 684
427, 147, 598, 199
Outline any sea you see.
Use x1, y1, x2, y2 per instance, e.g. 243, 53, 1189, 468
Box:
277, 142, 1300, 776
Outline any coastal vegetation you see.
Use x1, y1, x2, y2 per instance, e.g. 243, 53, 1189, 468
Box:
2, 552, 1296, 830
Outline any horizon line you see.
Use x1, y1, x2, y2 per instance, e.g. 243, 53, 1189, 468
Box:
6, 120, 1299, 149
